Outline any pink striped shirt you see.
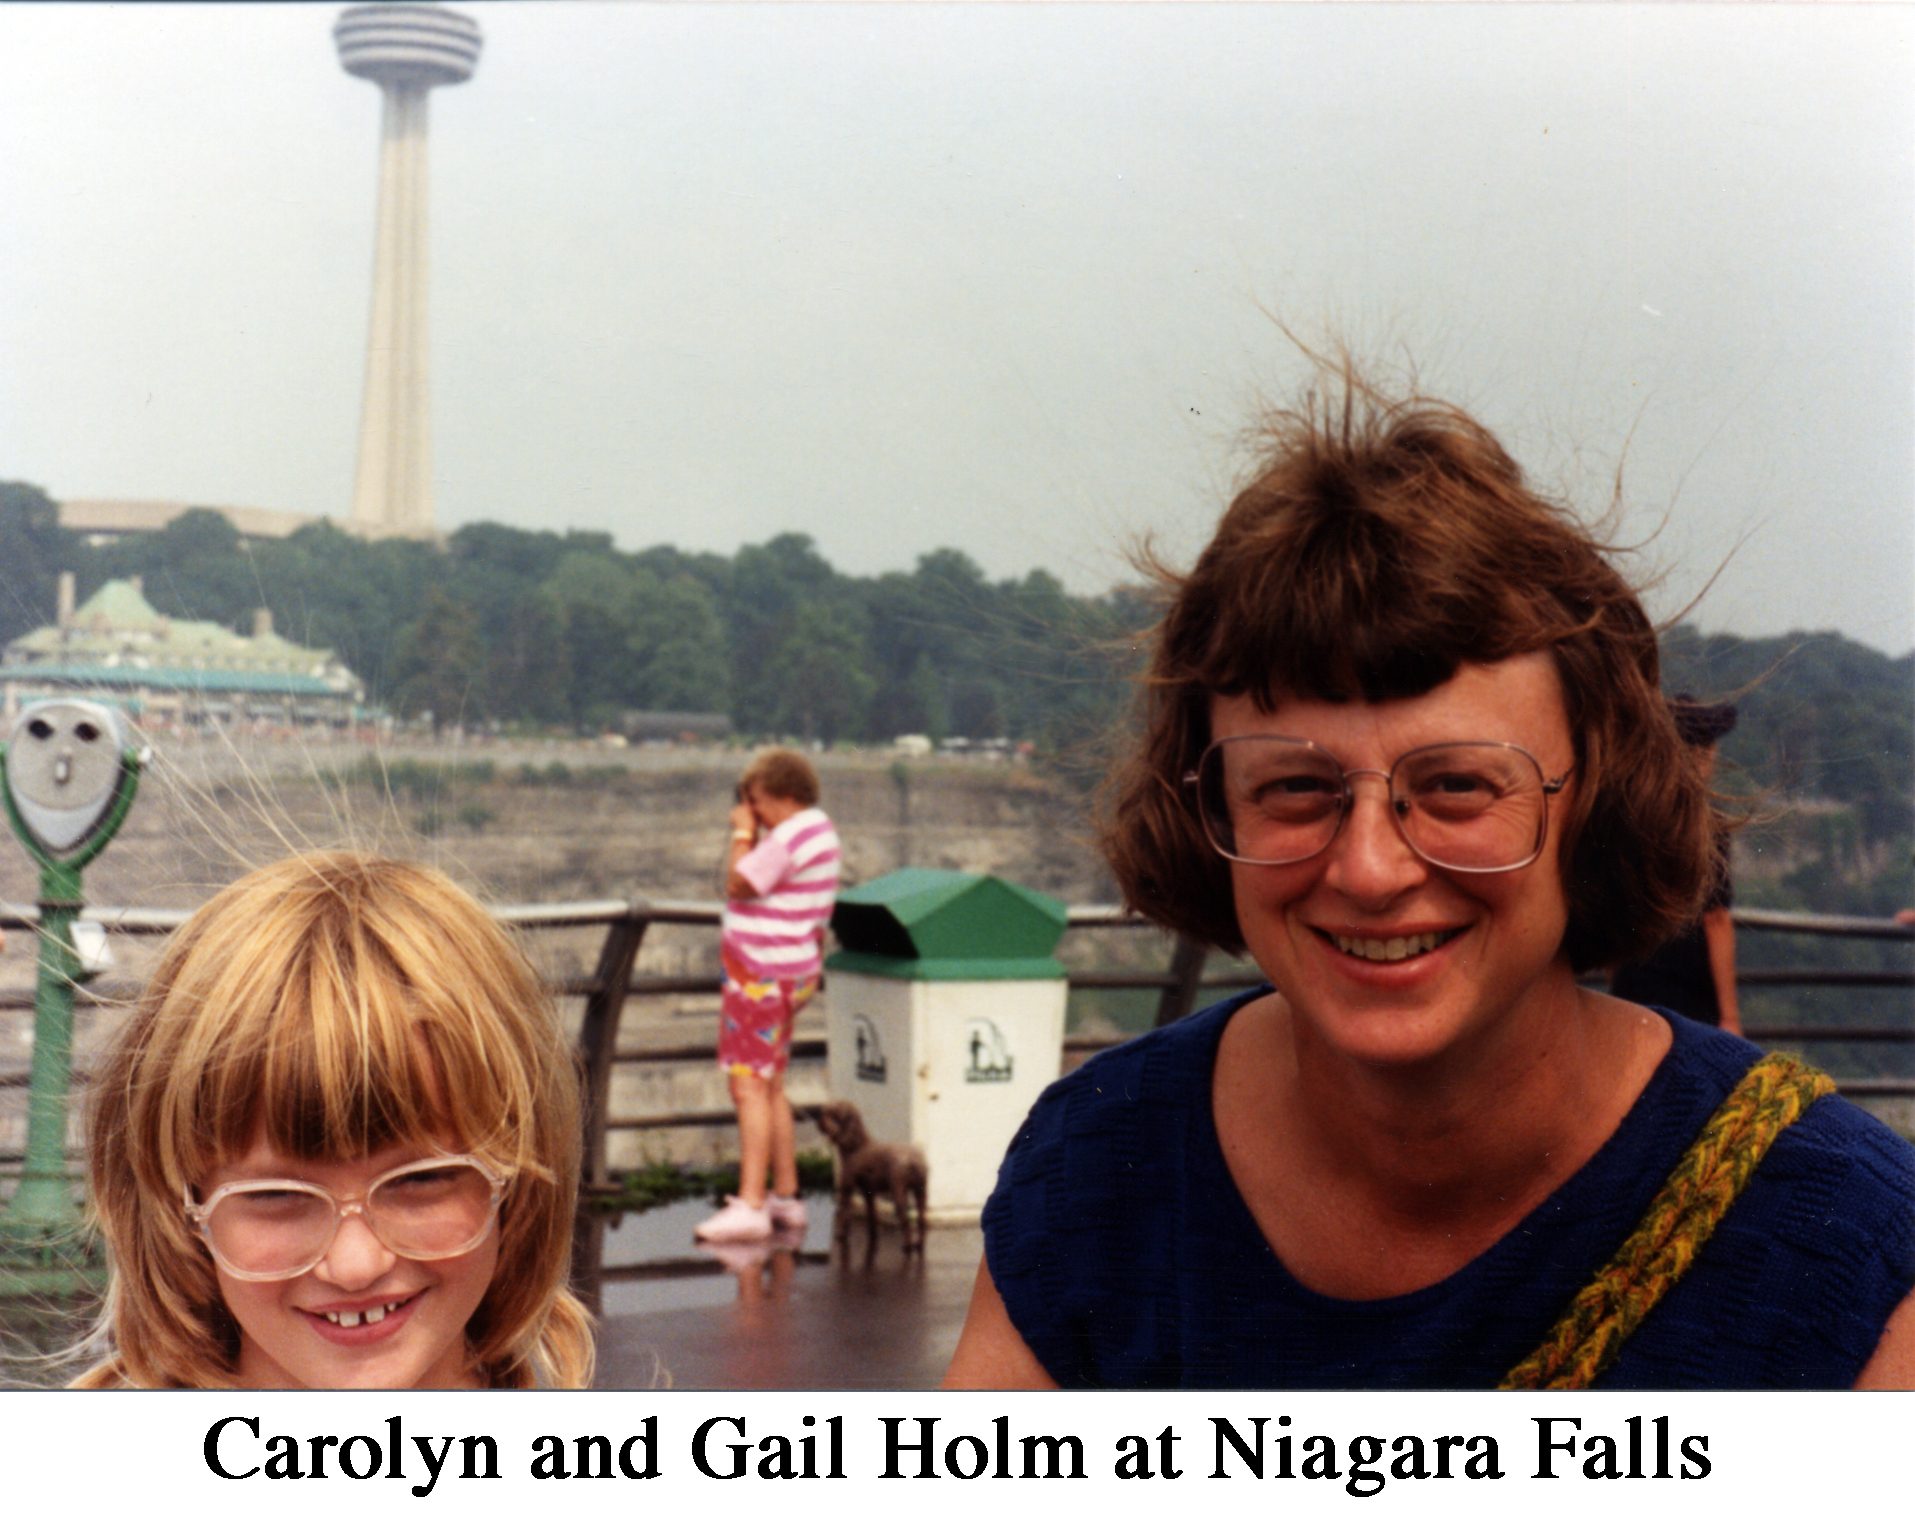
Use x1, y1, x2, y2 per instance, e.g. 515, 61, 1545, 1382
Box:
721, 807, 841, 979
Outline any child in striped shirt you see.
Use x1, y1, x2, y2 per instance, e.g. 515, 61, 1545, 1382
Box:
695, 748, 842, 1244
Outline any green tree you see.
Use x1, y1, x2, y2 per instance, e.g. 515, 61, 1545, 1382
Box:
482, 593, 573, 727
628, 570, 731, 713
993, 569, 1148, 757
765, 601, 876, 743
92, 508, 257, 629
632, 542, 732, 603
252, 523, 434, 704
724, 534, 842, 730
857, 550, 1009, 742
1662, 626, 1914, 850
866, 655, 947, 742
0, 481, 78, 644
442, 523, 573, 726
539, 552, 647, 730
388, 586, 490, 727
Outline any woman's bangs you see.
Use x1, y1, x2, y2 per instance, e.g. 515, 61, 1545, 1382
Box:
1192, 577, 1471, 712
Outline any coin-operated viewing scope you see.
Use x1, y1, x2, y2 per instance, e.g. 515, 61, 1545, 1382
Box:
2, 698, 146, 865
0, 697, 147, 1292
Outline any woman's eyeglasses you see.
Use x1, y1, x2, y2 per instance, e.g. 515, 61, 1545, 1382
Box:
1184, 736, 1573, 874
184, 1154, 508, 1282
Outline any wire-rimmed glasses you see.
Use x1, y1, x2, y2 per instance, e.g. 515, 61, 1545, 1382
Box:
184, 1154, 508, 1282
1183, 736, 1573, 874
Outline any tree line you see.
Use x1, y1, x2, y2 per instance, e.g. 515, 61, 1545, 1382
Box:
0, 482, 1153, 759
1, 482, 1907, 883
1660, 623, 1913, 920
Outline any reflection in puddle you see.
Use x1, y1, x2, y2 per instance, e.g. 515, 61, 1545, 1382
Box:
583, 1195, 835, 1317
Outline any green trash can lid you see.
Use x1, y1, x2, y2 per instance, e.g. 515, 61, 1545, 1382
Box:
829, 867, 1067, 965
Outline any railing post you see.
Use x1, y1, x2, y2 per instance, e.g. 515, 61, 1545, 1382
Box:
571, 905, 649, 1309
1155, 934, 1209, 1027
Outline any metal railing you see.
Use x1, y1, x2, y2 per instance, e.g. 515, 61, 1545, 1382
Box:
3, 899, 1910, 1184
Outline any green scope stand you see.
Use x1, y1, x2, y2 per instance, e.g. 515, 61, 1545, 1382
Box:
0, 708, 143, 1298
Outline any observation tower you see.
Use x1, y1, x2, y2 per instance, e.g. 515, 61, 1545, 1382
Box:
334, 3, 482, 539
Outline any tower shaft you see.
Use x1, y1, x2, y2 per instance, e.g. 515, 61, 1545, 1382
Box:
335, 3, 481, 540
351, 81, 435, 537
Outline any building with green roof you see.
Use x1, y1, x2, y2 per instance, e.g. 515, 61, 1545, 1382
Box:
3, 576, 366, 729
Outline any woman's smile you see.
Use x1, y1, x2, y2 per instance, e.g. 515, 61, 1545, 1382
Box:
1322, 926, 1467, 964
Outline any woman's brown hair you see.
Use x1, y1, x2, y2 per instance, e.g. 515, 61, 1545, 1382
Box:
1102, 369, 1713, 974
75, 851, 594, 1388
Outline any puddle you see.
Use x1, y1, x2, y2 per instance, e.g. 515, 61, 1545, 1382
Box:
591, 1195, 835, 1318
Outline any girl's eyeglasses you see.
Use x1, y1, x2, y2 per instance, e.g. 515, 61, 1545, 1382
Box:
184, 1154, 508, 1282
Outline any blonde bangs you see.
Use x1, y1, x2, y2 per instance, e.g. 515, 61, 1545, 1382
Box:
134, 860, 527, 1182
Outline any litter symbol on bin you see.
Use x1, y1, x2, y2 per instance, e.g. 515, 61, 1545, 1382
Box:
853, 1013, 888, 1084
964, 1018, 1014, 1083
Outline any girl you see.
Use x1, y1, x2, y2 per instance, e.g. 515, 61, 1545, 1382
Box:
75, 851, 594, 1387
695, 748, 840, 1244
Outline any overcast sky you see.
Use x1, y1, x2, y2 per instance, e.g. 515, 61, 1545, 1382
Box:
1, 3, 1909, 656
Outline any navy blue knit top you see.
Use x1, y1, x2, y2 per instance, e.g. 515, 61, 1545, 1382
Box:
982, 990, 1915, 1388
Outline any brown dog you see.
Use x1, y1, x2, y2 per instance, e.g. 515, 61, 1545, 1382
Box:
813, 1100, 928, 1253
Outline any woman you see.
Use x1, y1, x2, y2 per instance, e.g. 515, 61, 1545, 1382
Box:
75, 851, 594, 1388
944, 372, 1915, 1389
694, 748, 841, 1244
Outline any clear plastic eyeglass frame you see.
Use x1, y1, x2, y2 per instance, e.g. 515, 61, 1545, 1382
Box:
183, 1153, 509, 1282
1182, 735, 1573, 874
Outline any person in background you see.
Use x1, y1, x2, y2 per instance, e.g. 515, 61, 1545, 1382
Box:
695, 749, 841, 1244
1610, 696, 1741, 1033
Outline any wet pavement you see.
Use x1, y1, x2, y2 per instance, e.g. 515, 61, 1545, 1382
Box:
588, 1197, 981, 1390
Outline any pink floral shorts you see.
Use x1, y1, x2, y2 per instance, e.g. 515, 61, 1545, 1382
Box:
717, 941, 820, 1080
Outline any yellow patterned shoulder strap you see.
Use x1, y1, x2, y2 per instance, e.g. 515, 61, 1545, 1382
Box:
1500, 1050, 1835, 1391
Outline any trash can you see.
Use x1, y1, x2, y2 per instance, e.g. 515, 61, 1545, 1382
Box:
825, 867, 1069, 1224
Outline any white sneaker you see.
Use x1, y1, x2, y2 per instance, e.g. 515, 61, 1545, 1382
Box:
694, 1196, 773, 1243
766, 1195, 809, 1231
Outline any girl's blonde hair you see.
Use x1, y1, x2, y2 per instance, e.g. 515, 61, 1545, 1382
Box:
74, 851, 594, 1387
